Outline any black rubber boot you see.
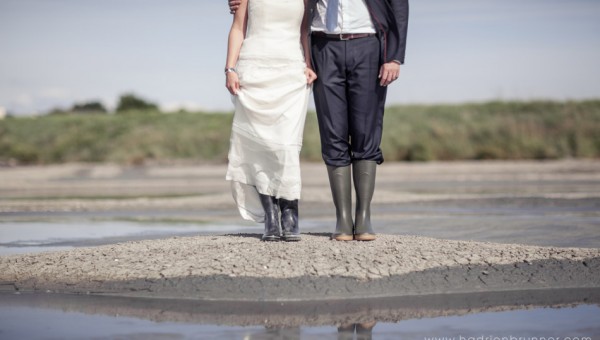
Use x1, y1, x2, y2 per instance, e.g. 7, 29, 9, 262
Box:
353, 160, 377, 241
326, 165, 354, 241
279, 198, 301, 242
259, 193, 281, 241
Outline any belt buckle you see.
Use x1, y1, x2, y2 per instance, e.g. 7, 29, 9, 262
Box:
339, 33, 351, 41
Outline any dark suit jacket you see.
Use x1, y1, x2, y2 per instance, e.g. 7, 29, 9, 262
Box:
308, 0, 409, 65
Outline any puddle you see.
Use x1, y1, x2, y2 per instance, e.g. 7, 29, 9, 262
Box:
0, 220, 258, 256
0, 217, 332, 256
0, 289, 598, 339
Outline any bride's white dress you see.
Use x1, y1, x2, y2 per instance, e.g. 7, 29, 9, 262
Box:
226, 0, 310, 222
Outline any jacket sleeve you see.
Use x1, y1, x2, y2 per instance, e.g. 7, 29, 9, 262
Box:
387, 0, 409, 64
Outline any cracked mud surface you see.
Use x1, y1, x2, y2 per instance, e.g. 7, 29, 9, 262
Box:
1, 234, 598, 301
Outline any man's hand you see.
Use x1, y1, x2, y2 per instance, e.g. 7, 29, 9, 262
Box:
229, 0, 241, 14
378, 62, 400, 87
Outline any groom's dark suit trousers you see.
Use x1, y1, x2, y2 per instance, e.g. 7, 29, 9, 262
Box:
311, 34, 387, 167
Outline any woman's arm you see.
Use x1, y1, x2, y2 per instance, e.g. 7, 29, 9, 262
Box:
301, 0, 317, 85
225, 0, 248, 95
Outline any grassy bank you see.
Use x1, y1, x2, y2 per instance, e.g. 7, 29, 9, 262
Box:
1, 100, 599, 165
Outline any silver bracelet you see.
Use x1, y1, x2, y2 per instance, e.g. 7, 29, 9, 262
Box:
224, 67, 237, 74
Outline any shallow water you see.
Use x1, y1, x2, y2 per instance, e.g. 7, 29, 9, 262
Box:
1, 195, 598, 338
1, 196, 599, 255
0, 220, 257, 256
0, 293, 598, 340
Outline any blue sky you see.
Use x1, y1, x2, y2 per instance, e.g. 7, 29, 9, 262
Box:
1, 0, 600, 115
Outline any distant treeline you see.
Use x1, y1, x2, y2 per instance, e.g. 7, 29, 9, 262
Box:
0, 100, 599, 165
46, 93, 159, 115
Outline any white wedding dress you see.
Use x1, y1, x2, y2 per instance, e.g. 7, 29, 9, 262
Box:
226, 0, 311, 222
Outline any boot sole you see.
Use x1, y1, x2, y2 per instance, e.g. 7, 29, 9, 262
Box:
261, 235, 280, 242
331, 234, 354, 241
354, 233, 376, 241
282, 235, 301, 242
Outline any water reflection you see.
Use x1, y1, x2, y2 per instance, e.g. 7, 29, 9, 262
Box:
337, 322, 377, 340
0, 288, 599, 339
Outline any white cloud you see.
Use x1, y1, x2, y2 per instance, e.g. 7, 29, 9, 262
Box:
14, 93, 34, 107
38, 87, 71, 99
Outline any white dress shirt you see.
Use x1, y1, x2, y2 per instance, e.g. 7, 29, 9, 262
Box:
311, 0, 376, 34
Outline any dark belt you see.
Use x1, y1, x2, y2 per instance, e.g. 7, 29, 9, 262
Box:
312, 31, 376, 41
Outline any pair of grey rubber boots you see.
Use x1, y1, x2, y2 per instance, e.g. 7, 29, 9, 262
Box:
328, 160, 377, 241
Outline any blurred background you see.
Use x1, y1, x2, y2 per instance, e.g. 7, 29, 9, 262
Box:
1, 0, 599, 164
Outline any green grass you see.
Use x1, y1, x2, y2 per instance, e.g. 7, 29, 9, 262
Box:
1, 100, 599, 165
381, 101, 600, 161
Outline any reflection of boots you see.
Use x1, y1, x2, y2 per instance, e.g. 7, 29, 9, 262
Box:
327, 165, 354, 241
337, 324, 356, 340
259, 193, 280, 241
265, 326, 301, 338
353, 160, 377, 241
280, 198, 301, 242
356, 321, 377, 340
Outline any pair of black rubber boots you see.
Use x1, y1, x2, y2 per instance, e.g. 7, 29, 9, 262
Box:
259, 194, 300, 242
328, 160, 377, 241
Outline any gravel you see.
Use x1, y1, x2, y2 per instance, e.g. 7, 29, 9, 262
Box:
1, 233, 598, 301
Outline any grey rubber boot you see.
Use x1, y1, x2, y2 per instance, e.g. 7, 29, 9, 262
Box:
279, 198, 301, 242
337, 324, 356, 340
258, 193, 281, 241
326, 165, 354, 241
353, 160, 377, 241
